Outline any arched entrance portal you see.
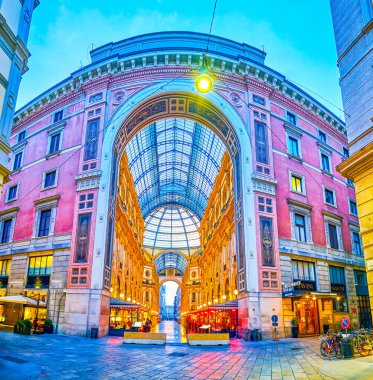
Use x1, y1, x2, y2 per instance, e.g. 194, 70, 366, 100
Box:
63, 83, 268, 338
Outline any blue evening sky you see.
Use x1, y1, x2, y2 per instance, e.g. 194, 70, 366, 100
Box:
17, 0, 344, 119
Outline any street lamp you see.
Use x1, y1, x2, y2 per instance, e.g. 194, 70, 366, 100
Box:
195, 55, 213, 93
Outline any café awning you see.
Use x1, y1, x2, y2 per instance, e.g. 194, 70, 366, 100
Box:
110, 297, 148, 311
209, 299, 238, 310
0, 295, 46, 307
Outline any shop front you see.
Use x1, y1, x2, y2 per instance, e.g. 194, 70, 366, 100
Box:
109, 297, 150, 336
186, 300, 238, 338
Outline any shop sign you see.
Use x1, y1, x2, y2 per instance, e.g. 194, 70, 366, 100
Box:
331, 284, 346, 293
282, 281, 301, 290
294, 280, 316, 291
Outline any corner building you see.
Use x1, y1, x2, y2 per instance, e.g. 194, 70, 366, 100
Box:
0, 32, 370, 338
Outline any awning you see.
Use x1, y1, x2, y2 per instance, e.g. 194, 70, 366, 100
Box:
209, 300, 238, 310
110, 297, 147, 311
0, 295, 46, 307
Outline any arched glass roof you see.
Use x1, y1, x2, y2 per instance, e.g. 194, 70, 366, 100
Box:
144, 206, 200, 249
125, 119, 226, 219
154, 252, 188, 275
125, 118, 226, 251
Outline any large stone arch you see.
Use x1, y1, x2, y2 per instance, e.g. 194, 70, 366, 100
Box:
86, 78, 258, 335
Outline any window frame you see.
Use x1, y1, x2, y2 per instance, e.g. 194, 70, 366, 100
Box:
287, 135, 301, 158
320, 150, 332, 174
33, 197, 59, 239
286, 111, 297, 125
318, 130, 327, 143
18, 131, 26, 143
349, 199, 358, 216
42, 169, 58, 190
350, 224, 363, 255
292, 260, 316, 282
289, 172, 306, 195
253, 94, 266, 106
324, 215, 343, 251
12, 150, 24, 171
0, 209, 17, 245
53, 110, 63, 123
288, 200, 313, 244
323, 186, 337, 207
6, 183, 18, 202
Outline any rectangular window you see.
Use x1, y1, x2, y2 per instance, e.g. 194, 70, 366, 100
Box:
328, 223, 339, 249
53, 110, 63, 123
292, 260, 315, 281
253, 95, 265, 106
1, 219, 12, 244
347, 179, 354, 187
287, 112, 296, 125
254, 121, 268, 164
329, 265, 345, 285
353, 232, 362, 255
324, 189, 335, 205
84, 119, 99, 161
288, 136, 300, 157
7, 185, 17, 201
349, 200, 358, 215
27, 255, 53, 288
44, 171, 56, 188
295, 214, 307, 242
343, 147, 349, 158
318, 131, 327, 142
38, 209, 51, 237
0, 259, 10, 277
18, 131, 26, 142
321, 153, 331, 172
49, 133, 61, 154
291, 174, 303, 193
13, 152, 22, 171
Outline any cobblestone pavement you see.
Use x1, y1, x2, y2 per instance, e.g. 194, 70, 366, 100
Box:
0, 330, 339, 380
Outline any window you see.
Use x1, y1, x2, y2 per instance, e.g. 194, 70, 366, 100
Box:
49, 133, 61, 154
349, 200, 358, 215
330, 265, 345, 285
84, 119, 99, 161
288, 136, 300, 157
1, 219, 12, 244
295, 214, 306, 242
318, 131, 327, 142
321, 153, 331, 172
291, 174, 303, 193
287, 111, 296, 125
18, 131, 26, 142
347, 179, 354, 187
254, 121, 268, 164
343, 147, 349, 158
352, 231, 362, 255
44, 171, 56, 188
53, 110, 63, 123
324, 188, 335, 206
27, 255, 53, 288
7, 185, 17, 201
253, 95, 265, 106
38, 209, 51, 237
191, 292, 196, 302
0, 259, 10, 277
327, 223, 339, 249
292, 260, 315, 281
13, 152, 22, 170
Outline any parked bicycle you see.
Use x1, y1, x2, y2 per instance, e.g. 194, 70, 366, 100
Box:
350, 329, 373, 357
319, 330, 343, 359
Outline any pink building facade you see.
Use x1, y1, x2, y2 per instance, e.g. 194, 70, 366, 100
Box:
0, 32, 369, 337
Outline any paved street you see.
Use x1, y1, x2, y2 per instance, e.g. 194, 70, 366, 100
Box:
0, 329, 344, 380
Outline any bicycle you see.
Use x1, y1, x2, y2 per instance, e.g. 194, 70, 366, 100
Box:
320, 331, 343, 359
350, 330, 373, 357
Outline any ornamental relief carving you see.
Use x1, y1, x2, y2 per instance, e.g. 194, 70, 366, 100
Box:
76, 178, 100, 191
252, 179, 276, 195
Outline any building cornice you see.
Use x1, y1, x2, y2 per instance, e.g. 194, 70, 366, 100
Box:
34, 195, 61, 206
12, 38, 346, 137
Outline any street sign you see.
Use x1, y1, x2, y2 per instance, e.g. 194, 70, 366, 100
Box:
271, 315, 278, 323
341, 316, 350, 330
272, 322, 278, 327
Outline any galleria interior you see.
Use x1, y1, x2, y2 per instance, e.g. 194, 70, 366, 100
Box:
0, 32, 370, 338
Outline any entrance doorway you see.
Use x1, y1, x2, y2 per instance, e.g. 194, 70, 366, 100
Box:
160, 281, 180, 321
294, 298, 320, 336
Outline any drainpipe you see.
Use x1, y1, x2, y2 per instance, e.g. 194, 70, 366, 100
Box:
55, 291, 66, 334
